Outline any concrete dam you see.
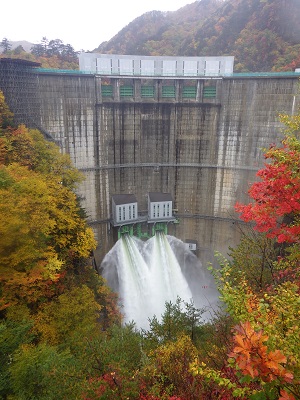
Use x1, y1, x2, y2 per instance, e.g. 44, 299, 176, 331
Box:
1, 58, 300, 267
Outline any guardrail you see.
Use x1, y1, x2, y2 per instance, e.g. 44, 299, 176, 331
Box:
34, 68, 300, 78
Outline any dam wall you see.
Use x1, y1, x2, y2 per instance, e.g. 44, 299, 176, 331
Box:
2, 67, 300, 266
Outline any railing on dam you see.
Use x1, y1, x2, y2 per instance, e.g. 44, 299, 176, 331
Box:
225, 71, 300, 78
33, 68, 300, 79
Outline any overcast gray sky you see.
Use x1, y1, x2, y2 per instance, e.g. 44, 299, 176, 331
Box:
1, 0, 194, 51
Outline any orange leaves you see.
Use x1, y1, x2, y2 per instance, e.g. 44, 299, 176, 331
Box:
279, 389, 296, 400
229, 321, 293, 383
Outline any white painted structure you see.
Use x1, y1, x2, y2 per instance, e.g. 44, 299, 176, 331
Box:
112, 194, 138, 225
148, 192, 173, 221
79, 53, 234, 77
185, 240, 197, 251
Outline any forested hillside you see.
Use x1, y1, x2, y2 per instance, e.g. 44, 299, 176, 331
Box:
2, 0, 300, 72
96, 0, 300, 72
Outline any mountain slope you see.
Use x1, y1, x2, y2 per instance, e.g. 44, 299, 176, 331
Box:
96, 0, 221, 56
95, 0, 300, 72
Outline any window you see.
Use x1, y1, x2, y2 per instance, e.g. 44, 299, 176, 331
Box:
120, 85, 134, 97
123, 206, 126, 220
141, 86, 155, 97
203, 86, 216, 98
133, 205, 136, 219
101, 85, 113, 97
129, 205, 131, 220
162, 86, 175, 98
118, 206, 122, 222
182, 86, 197, 98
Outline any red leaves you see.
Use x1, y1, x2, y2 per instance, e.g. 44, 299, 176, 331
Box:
235, 140, 300, 244
229, 322, 293, 383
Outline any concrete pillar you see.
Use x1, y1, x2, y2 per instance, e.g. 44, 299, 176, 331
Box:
196, 80, 202, 102
95, 76, 102, 104
134, 79, 142, 102
113, 78, 120, 102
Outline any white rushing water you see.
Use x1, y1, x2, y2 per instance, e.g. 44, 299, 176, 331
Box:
101, 232, 218, 329
144, 233, 193, 320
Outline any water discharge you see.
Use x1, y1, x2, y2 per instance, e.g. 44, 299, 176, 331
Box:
145, 233, 193, 320
101, 232, 218, 329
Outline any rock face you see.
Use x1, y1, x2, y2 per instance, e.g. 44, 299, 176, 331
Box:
1, 68, 300, 265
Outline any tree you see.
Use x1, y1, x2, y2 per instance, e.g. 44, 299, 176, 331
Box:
235, 111, 300, 244
31, 37, 78, 64
0, 38, 11, 53
0, 91, 14, 129
9, 343, 86, 400
82, 323, 143, 400
0, 160, 97, 310
142, 335, 201, 399
12, 45, 25, 55
33, 285, 101, 348
0, 319, 34, 398
142, 297, 205, 349
0, 93, 96, 310
228, 228, 280, 291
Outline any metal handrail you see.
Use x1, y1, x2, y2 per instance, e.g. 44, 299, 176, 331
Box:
34, 68, 300, 78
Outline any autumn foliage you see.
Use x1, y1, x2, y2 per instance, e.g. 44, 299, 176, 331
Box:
229, 321, 293, 383
235, 117, 300, 243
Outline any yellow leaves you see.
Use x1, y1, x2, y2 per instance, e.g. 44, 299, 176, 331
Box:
278, 112, 300, 135
0, 91, 14, 128
75, 227, 97, 258
34, 285, 101, 346
42, 255, 64, 280
190, 358, 246, 396
0, 164, 56, 270
0, 162, 95, 270
0, 124, 97, 311
146, 335, 199, 397
150, 335, 197, 376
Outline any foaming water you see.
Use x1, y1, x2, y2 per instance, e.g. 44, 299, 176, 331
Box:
118, 235, 152, 328
144, 233, 193, 320
101, 232, 218, 329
